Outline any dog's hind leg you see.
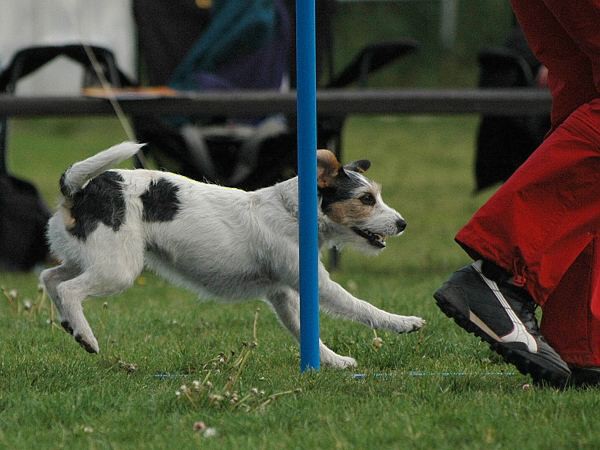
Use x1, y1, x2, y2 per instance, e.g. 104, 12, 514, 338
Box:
55, 272, 104, 353
266, 287, 357, 369
319, 269, 425, 333
56, 263, 140, 353
40, 263, 81, 318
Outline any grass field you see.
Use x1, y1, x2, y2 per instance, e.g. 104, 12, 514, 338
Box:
1, 116, 598, 449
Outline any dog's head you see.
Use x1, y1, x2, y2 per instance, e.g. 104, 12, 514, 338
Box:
317, 149, 406, 253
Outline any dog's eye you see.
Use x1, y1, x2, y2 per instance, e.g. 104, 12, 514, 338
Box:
359, 193, 376, 206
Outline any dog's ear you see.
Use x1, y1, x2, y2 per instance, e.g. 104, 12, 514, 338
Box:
317, 149, 341, 188
344, 159, 371, 174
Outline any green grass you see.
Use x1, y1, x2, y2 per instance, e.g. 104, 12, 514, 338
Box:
330, 0, 514, 88
1, 117, 598, 449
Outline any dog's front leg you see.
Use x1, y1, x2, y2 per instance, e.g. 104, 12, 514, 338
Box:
266, 287, 357, 369
319, 268, 425, 333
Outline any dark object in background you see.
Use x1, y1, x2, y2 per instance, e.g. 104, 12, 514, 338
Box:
0, 59, 50, 270
0, 45, 126, 271
474, 26, 550, 192
0, 173, 50, 271
133, 0, 296, 190
133, 0, 419, 191
133, 0, 212, 86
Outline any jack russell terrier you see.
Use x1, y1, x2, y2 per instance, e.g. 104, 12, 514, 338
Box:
41, 142, 424, 368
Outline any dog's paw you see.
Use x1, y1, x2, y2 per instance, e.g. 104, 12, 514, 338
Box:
322, 354, 357, 369
74, 333, 100, 354
60, 319, 100, 353
389, 315, 426, 334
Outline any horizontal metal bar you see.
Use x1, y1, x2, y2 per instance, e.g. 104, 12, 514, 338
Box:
0, 88, 551, 118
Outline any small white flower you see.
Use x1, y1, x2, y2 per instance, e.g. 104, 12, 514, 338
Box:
203, 427, 218, 438
83, 426, 94, 433
208, 394, 223, 403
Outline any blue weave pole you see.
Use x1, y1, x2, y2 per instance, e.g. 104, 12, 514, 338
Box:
296, 0, 320, 372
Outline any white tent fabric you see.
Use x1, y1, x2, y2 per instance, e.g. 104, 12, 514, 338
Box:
0, 0, 135, 94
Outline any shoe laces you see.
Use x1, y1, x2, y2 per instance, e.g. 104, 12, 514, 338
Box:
505, 287, 541, 336
517, 299, 539, 334
482, 260, 541, 336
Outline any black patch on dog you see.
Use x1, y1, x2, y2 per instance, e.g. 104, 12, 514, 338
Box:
140, 179, 180, 222
69, 171, 126, 240
319, 170, 364, 213
61, 321, 73, 335
59, 170, 70, 197
75, 334, 97, 353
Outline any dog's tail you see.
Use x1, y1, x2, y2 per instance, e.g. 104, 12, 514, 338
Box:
59, 141, 144, 199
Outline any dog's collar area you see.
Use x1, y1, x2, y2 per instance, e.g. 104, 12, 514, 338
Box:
351, 227, 386, 248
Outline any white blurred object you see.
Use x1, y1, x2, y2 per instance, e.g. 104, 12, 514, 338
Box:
0, 0, 135, 95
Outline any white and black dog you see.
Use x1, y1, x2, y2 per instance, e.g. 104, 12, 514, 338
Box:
41, 142, 424, 368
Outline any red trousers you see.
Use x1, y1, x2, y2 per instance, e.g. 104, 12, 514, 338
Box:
456, 0, 600, 366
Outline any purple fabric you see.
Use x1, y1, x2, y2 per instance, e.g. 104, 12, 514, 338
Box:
194, 0, 290, 91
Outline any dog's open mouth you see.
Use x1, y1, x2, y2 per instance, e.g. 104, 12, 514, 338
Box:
351, 227, 386, 248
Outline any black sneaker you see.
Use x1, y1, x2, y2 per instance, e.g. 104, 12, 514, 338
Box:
568, 366, 600, 388
434, 260, 571, 387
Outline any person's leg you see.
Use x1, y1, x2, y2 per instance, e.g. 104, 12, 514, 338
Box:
455, 100, 600, 381
456, 100, 600, 307
435, 0, 600, 385
436, 101, 600, 386
540, 0, 600, 91
540, 234, 600, 368
462, 0, 600, 367
510, 0, 598, 128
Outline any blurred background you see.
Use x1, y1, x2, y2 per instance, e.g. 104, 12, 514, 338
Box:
0, 0, 514, 93
330, 0, 513, 87
1, 0, 536, 273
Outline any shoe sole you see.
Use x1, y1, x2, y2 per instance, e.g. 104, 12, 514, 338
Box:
434, 289, 570, 388
567, 367, 600, 388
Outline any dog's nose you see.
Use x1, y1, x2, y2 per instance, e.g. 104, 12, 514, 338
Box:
396, 218, 407, 233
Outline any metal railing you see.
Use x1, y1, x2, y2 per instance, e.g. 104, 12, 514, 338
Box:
0, 88, 551, 118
